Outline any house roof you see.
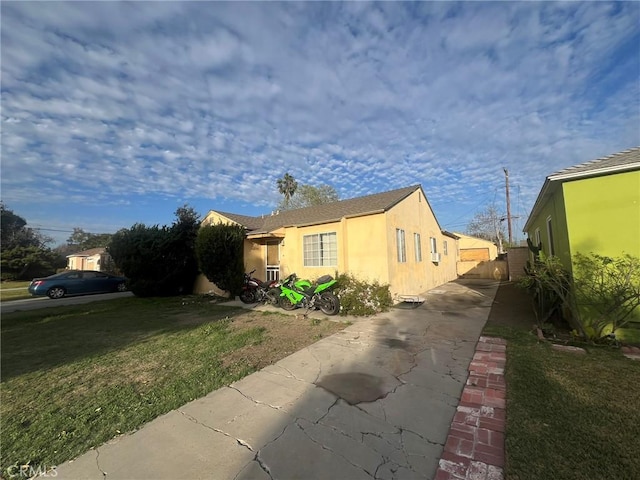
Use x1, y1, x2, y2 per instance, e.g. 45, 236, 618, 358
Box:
207, 185, 431, 234
66, 247, 107, 258
547, 146, 640, 181
523, 147, 640, 231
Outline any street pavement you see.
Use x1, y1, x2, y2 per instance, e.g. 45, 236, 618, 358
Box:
53, 279, 499, 480
1, 291, 133, 313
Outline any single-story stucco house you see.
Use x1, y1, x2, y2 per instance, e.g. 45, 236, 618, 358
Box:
194, 185, 460, 299
66, 247, 112, 272
524, 146, 640, 269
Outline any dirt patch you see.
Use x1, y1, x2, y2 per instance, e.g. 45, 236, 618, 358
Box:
222, 311, 347, 371
485, 281, 538, 330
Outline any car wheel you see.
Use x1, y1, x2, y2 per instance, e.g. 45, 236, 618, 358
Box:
47, 287, 66, 299
116, 282, 127, 292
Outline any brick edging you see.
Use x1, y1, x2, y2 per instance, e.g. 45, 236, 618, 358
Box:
435, 336, 507, 480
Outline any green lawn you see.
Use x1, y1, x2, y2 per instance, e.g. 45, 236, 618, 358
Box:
483, 324, 640, 480
0, 281, 32, 302
1, 296, 344, 477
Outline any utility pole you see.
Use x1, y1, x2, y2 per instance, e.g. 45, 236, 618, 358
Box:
503, 168, 513, 246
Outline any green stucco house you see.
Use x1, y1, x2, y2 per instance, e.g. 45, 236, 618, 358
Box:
524, 147, 640, 270
524, 147, 640, 341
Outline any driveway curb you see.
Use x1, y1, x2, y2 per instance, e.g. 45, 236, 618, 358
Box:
435, 336, 507, 480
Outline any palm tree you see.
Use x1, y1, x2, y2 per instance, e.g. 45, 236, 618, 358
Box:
277, 173, 298, 207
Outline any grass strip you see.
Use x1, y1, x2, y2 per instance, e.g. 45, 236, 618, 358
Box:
0, 281, 32, 302
1, 296, 343, 476
483, 324, 640, 480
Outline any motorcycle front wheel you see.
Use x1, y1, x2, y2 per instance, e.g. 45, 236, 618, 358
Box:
239, 289, 257, 304
279, 296, 298, 311
318, 292, 340, 315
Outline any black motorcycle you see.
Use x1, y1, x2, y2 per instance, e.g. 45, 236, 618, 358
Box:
239, 270, 281, 305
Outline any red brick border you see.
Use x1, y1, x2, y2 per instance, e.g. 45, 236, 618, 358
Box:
435, 336, 507, 480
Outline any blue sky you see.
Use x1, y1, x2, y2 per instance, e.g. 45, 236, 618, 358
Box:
2, 1, 639, 246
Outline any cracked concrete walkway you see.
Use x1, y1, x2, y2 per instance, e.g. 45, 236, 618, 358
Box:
54, 279, 499, 480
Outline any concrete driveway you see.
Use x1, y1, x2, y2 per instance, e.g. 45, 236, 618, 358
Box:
54, 279, 499, 480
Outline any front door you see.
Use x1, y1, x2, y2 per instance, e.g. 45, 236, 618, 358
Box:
266, 241, 280, 281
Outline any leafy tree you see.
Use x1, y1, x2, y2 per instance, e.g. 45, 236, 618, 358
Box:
66, 228, 113, 251
0, 203, 50, 249
0, 246, 65, 280
277, 184, 339, 210
0, 204, 61, 279
195, 223, 245, 296
108, 206, 200, 297
276, 173, 298, 209
466, 204, 506, 249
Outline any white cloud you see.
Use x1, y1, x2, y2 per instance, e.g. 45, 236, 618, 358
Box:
1, 1, 638, 241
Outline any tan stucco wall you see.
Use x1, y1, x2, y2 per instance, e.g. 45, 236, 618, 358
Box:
67, 254, 105, 271
385, 189, 458, 298
342, 214, 390, 283
455, 233, 499, 259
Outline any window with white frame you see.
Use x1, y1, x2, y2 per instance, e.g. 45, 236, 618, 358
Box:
430, 236, 437, 253
414, 233, 422, 262
534, 228, 541, 248
396, 229, 406, 263
443, 240, 448, 255
303, 232, 337, 266
546, 216, 555, 256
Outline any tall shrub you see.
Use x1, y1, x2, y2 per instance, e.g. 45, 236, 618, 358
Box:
519, 254, 586, 338
520, 252, 640, 341
195, 223, 245, 296
573, 253, 640, 339
108, 206, 200, 297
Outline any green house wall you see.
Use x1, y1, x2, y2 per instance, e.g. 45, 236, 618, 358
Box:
525, 186, 571, 268
563, 170, 640, 260
527, 169, 640, 270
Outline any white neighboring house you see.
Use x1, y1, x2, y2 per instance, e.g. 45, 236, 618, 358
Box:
66, 247, 112, 272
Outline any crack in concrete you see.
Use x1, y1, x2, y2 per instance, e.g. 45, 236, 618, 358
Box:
250, 423, 290, 480
373, 458, 404, 480
306, 347, 323, 384
400, 426, 444, 447
294, 420, 377, 477
95, 448, 107, 478
261, 365, 309, 385
314, 396, 340, 424
228, 386, 284, 411
254, 452, 274, 480
177, 410, 255, 452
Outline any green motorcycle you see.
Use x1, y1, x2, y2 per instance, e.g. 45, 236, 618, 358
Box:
278, 273, 341, 315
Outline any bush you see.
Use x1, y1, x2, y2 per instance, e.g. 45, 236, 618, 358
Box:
108, 206, 200, 297
195, 223, 245, 296
334, 273, 392, 316
519, 252, 640, 341
573, 253, 640, 340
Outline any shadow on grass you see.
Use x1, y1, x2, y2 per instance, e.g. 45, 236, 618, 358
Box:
0, 296, 248, 381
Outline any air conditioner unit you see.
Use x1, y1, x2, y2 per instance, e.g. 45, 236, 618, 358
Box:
431, 252, 441, 263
